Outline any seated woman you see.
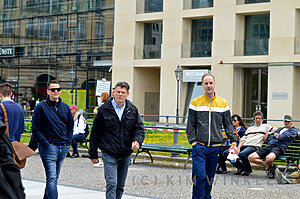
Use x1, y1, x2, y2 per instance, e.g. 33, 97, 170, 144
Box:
217, 114, 247, 174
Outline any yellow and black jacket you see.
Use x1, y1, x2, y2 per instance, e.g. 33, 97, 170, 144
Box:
186, 93, 237, 146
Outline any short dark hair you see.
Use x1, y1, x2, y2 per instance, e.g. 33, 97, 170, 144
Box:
47, 80, 60, 89
115, 81, 130, 92
0, 83, 12, 97
201, 73, 215, 83
253, 111, 264, 120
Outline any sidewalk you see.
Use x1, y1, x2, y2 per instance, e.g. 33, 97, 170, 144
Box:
22, 179, 151, 199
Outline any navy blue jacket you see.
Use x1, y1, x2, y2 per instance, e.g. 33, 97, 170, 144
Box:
268, 126, 298, 151
32, 96, 73, 146
89, 98, 145, 159
0, 100, 25, 141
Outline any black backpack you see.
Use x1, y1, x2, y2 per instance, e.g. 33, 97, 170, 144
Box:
0, 121, 25, 199
77, 114, 89, 138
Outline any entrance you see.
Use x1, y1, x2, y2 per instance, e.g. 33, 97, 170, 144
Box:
243, 68, 268, 119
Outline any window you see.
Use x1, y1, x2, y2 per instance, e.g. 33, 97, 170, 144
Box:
244, 14, 269, 55
78, 21, 86, 39
39, 18, 53, 38
191, 18, 213, 57
144, 0, 163, 13
59, 18, 66, 38
28, 46, 33, 56
28, 19, 34, 37
4, 0, 16, 9
96, 22, 104, 39
4, 21, 13, 35
143, 22, 162, 59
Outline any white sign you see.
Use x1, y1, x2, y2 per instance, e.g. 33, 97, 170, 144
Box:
272, 92, 288, 100
182, 69, 209, 82
96, 80, 111, 96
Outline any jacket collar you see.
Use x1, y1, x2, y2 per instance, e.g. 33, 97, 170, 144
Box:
202, 92, 217, 100
46, 95, 62, 106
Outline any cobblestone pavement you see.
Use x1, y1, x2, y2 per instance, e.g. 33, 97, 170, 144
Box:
22, 154, 299, 199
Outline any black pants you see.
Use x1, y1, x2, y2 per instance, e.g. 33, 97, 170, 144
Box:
28, 134, 38, 151
217, 146, 230, 171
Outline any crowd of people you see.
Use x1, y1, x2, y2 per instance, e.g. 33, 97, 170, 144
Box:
0, 75, 299, 199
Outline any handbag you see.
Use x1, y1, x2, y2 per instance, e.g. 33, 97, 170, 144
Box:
0, 103, 36, 169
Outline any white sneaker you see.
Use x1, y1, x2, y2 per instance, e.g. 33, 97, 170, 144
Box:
93, 161, 104, 168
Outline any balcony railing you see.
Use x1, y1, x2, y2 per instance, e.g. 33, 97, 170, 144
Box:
135, 44, 161, 59
235, 39, 269, 56
182, 41, 212, 58
184, 0, 213, 10
136, 0, 163, 14
236, 0, 270, 5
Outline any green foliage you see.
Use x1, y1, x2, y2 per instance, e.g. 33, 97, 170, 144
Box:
24, 121, 32, 133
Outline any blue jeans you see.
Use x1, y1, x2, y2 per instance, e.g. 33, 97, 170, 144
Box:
38, 143, 69, 199
71, 133, 85, 154
102, 152, 131, 199
223, 146, 258, 172
192, 143, 221, 199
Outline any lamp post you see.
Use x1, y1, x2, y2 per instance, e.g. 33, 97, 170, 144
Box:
174, 65, 182, 125
70, 68, 75, 105
172, 65, 182, 157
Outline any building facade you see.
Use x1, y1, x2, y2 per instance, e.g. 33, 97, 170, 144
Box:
0, 0, 114, 112
112, 0, 300, 127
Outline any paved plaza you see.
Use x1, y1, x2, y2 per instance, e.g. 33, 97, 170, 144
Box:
21, 154, 299, 199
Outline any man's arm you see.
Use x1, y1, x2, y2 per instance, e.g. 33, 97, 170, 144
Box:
66, 108, 73, 147
132, 109, 145, 149
277, 127, 298, 141
89, 108, 103, 160
31, 105, 48, 146
186, 108, 197, 145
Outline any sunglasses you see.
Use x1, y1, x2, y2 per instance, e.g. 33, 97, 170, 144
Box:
232, 119, 238, 122
49, 88, 61, 92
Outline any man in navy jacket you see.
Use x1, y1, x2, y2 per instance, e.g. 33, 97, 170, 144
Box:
249, 115, 298, 178
89, 81, 145, 199
32, 80, 73, 199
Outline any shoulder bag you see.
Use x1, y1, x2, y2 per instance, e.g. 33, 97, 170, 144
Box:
0, 103, 36, 169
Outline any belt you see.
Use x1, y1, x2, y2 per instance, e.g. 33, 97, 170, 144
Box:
49, 141, 65, 146
197, 141, 222, 147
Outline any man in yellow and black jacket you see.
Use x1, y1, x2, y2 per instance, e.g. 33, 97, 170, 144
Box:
186, 74, 238, 199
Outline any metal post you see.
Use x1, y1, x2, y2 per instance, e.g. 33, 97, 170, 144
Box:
176, 78, 180, 125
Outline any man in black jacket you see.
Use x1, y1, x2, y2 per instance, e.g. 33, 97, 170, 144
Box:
89, 81, 145, 199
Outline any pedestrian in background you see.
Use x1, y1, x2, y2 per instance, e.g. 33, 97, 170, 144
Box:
186, 74, 238, 199
32, 80, 73, 199
0, 83, 25, 142
89, 81, 145, 199
93, 91, 109, 115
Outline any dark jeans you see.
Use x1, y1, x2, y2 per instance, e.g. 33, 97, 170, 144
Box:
192, 143, 221, 199
224, 146, 258, 172
102, 152, 131, 199
38, 143, 69, 199
217, 146, 230, 171
71, 133, 85, 154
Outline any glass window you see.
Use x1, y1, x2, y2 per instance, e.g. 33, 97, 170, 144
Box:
143, 22, 162, 59
78, 21, 86, 39
192, 0, 213, 9
28, 19, 34, 36
59, 18, 66, 38
245, 0, 270, 4
144, 0, 163, 13
4, 21, 13, 34
191, 18, 213, 57
96, 22, 104, 39
4, 0, 16, 9
244, 14, 269, 55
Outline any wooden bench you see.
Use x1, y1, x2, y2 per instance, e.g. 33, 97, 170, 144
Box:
133, 143, 192, 169
273, 133, 300, 175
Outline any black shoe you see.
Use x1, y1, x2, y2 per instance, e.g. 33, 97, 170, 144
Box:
267, 165, 276, 178
70, 153, 79, 158
241, 171, 251, 176
216, 169, 227, 174
234, 169, 244, 175
66, 152, 70, 157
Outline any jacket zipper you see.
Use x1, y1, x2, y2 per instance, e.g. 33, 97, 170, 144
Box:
208, 97, 212, 147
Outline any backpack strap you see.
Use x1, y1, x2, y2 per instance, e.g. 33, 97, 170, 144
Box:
42, 100, 67, 126
0, 103, 9, 135
77, 114, 80, 127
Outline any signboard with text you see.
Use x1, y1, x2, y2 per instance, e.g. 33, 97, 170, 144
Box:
182, 69, 209, 82
95, 80, 111, 96
0, 46, 15, 57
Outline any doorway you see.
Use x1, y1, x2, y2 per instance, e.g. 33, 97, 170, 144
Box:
243, 68, 268, 119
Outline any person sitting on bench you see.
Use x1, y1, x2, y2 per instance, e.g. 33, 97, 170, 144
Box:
248, 115, 298, 178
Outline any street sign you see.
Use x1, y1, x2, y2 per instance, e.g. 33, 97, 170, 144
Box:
182, 69, 209, 82
95, 80, 111, 96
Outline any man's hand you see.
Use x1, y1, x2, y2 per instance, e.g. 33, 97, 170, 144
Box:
262, 132, 271, 141
132, 141, 140, 151
274, 132, 279, 139
91, 159, 99, 164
